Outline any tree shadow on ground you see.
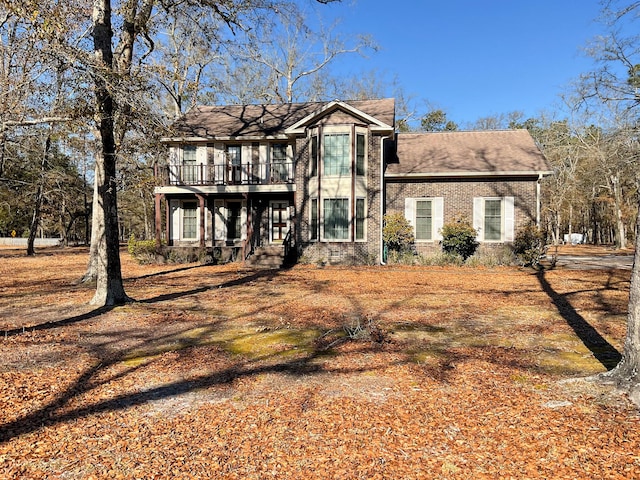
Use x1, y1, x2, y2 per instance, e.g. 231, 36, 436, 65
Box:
536, 270, 621, 370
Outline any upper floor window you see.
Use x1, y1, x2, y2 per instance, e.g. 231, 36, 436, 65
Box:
226, 145, 241, 165
356, 134, 366, 176
323, 134, 350, 176
310, 135, 318, 177
182, 146, 197, 183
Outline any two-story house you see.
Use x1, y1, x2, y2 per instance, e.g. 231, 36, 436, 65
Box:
154, 98, 552, 266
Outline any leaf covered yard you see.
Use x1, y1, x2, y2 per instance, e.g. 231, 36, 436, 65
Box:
0, 247, 639, 479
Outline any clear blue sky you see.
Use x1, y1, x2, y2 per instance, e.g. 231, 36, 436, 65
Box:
312, 0, 606, 125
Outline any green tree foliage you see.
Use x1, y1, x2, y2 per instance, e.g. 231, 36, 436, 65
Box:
440, 216, 478, 260
382, 213, 414, 252
420, 109, 458, 132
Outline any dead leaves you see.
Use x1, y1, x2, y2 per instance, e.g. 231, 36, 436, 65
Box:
0, 247, 639, 478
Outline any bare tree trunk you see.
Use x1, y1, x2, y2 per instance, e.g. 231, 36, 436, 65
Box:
602, 205, 640, 405
89, 0, 129, 305
81, 173, 100, 283
611, 174, 627, 249
27, 134, 52, 256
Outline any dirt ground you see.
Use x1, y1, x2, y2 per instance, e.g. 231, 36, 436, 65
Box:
0, 245, 639, 479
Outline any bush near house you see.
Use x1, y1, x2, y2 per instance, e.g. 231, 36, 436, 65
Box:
513, 224, 547, 268
440, 216, 479, 260
382, 213, 415, 253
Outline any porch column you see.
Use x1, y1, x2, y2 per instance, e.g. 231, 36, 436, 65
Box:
165, 195, 171, 246
196, 193, 206, 248
154, 193, 163, 251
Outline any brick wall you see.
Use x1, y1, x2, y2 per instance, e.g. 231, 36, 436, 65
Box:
385, 176, 539, 254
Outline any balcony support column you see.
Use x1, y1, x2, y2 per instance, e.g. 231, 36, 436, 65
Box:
155, 193, 164, 252
196, 193, 206, 248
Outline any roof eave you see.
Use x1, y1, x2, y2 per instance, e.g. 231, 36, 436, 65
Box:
385, 170, 554, 179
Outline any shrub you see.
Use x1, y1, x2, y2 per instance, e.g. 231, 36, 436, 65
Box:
440, 216, 479, 260
127, 235, 159, 264
513, 224, 546, 268
382, 213, 415, 252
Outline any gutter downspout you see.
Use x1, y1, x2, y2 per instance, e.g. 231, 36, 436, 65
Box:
536, 173, 542, 227
380, 135, 391, 265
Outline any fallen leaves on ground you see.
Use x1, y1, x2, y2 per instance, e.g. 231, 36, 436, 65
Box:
0, 245, 638, 479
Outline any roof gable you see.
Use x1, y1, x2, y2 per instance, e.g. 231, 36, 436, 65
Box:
285, 100, 394, 134
386, 130, 552, 177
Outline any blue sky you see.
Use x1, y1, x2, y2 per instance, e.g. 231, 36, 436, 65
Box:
312, 0, 606, 125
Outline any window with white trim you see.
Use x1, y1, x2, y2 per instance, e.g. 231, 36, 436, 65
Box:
183, 145, 197, 183
356, 134, 366, 176
355, 198, 365, 240
310, 198, 318, 241
473, 197, 515, 242
182, 202, 197, 239
405, 197, 444, 242
323, 198, 349, 240
323, 134, 350, 176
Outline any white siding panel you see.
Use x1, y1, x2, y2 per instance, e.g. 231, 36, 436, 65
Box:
170, 199, 180, 241
504, 196, 515, 242
214, 199, 226, 240
433, 197, 444, 241
473, 197, 483, 241
404, 198, 415, 229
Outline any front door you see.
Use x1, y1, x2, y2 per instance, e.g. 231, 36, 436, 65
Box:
226, 202, 242, 242
270, 201, 289, 243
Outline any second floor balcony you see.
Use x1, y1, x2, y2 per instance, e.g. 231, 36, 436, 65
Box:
156, 162, 295, 187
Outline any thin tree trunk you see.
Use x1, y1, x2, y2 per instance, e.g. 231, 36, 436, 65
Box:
27, 134, 52, 256
611, 174, 627, 249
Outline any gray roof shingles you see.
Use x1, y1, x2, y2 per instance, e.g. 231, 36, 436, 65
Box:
170, 99, 395, 138
388, 130, 552, 176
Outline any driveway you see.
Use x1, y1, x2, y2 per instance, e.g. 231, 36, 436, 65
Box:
549, 253, 634, 270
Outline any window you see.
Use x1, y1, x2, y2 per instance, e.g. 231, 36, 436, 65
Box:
310, 135, 318, 177
323, 134, 349, 176
473, 197, 515, 242
356, 198, 365, 240
405, 197, 444, 242
271, 143, 288, 183
183, 146, 197, 183
323, 198, 349, 240
356, 134, 365, 176
484, 199, 502, 241
226, 202, 242, 240
182, 202, 197, 239
226, 145, 241, 183
415, 200, 433, 240
310, 199, 318, 241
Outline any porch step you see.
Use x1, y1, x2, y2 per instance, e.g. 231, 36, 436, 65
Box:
245, 245, 285, 269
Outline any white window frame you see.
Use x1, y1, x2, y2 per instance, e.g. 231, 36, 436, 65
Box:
473, 197, 515, 242
322, 197, 350, 241
405, 197, 444, 242
181, 201, 198, 240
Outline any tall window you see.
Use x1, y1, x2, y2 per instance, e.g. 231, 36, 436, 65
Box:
271, 143, 288, 183
415, 200, 433, 240
323, 134, 349, 176
356, 198, 365, 240
183, 146, 197, 183
226, 145, 241, 183
183, 202, 197, 239
310, 199, 318, 241
227, 202, 242, 240
323, 198, 349, 240
310, 135, 318, 177
356, 134, 365, 176
484, 199, 502, 241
